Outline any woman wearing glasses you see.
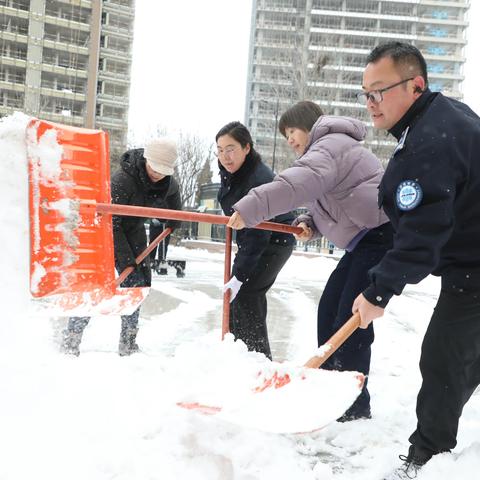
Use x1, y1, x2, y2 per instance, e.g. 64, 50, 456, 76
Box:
227, 101, 393, 421
216, 121, 295, 360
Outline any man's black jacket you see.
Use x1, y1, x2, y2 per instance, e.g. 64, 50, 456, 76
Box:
364, 90, 480, 307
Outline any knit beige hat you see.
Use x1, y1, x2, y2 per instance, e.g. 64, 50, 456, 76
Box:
144, 138, 177, 176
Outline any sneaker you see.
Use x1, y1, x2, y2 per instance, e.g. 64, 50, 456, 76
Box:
384, 445, 432, 480
159, 267, 168, 275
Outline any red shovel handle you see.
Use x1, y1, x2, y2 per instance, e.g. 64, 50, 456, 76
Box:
303, 313, 361, 369
222, 227, 233, 339
115, 227, 172, 286
94, 203, 303, 236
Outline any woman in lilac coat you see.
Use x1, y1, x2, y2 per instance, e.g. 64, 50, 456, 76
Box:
228, 101, 393, 421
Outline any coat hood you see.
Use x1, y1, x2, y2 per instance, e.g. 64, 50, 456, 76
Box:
307, 115, 367, 150
120, 148, 145, 179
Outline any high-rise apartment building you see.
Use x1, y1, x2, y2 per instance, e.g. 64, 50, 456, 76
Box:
245, 0, 470, 170
0, 0, 135, 163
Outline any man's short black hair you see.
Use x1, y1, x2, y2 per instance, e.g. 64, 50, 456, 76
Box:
366, 42, 428, 85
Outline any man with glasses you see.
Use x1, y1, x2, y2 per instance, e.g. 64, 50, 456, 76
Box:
352, 41, 480, 479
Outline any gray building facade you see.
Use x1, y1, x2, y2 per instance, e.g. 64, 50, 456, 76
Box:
0, 0, 135, 163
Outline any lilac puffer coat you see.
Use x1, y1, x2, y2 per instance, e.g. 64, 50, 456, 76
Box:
233, 115, 389, 249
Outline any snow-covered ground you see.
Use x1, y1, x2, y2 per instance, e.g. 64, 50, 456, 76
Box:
1, 113, 479, 479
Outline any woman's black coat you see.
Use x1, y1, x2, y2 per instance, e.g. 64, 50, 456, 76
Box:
111, 148, 182, 285
218, 151, 295, 282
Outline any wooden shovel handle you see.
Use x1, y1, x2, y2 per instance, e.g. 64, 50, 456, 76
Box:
303, 313, 361, 369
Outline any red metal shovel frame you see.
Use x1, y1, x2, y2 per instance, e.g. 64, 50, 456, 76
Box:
115, 227, 172, 286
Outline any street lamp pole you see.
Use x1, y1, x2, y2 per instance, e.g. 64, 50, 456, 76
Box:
272, 96, 279, 173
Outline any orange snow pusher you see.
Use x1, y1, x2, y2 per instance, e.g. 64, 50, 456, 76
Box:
28, 118, 153, 315
27, 118, 302, 317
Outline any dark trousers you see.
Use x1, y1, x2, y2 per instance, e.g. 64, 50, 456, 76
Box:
67, 269, 146, 336
149, 223, 170, 263
409, 287, 480, 453
230, 243, 294, 360
317, 223, 393, 416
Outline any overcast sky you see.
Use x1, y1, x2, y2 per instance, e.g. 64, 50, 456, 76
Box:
128, 1, 480, 145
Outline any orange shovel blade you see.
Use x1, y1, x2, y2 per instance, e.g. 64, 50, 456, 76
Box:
28, 118, 115, 298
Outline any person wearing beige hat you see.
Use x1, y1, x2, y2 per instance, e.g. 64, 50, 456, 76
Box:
142, 139, 183, 274
62, 138, 182, 356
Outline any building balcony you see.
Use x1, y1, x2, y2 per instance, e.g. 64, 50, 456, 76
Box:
102, 0, 135, 17
41, 63, 88, 78
311, 8, 467, 26
42, 38, 89, 55
424, 53, 465, 62
256, 4, 297, 14
98, 71, 131, 84
428, 71, 464, 81
0, 80, 24, 92
253, 58, 292, 68
0, 3, 29, 17
311, 26, 415, 40
97, 93, 129, 106
55, 0, 92, 8
1, 104, 24, 115
40, 86, 86, 101
417, 17, 468, 27
101, 24, 134, 40
417, 34, 466, 45
256, 22, 297, 32
44, 14, 91, 32
0, 55, 27, 67
41, 111, 85, 126
0, 29, 28, 44
420, 0, 469, 8
95, 115, 126, 128
254, 41, 296, 50
99, 46, 131, 60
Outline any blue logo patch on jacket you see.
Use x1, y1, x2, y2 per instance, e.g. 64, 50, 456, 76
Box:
396, 180, 423, 211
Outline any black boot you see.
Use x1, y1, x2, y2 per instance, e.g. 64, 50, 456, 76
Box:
158, 261, 168, 275
384, 445, 433, 479
61, 330, 83, 356
119, 327, 140, 356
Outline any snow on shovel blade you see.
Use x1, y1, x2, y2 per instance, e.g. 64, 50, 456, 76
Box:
32, 286, 149, 316
178, 314, 364, 433
178, 366, 364, 434
221, 369, 364, 434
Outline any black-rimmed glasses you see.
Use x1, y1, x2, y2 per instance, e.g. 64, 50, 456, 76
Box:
356, 78, 414, 105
